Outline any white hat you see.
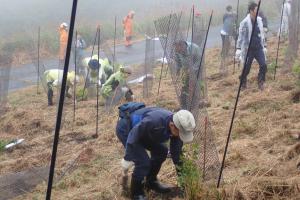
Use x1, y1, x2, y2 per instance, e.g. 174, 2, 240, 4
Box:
60, 22, 68, 28
173, 110, 196, 143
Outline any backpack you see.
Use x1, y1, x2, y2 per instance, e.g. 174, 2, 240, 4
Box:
118, 102, 145, 118
116, 102, 146, 146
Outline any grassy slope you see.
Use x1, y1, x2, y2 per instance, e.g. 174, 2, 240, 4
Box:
0, 36, 299, 199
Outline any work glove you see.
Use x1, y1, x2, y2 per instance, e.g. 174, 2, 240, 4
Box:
121, 87, 129, 94
53, 80, 59, 87
263, 48, 267, 55
121, 158, 134, 175
235, 49, 241, 60
125, 88, 134, 101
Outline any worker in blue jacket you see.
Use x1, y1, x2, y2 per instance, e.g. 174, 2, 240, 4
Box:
116, 105, 196, 200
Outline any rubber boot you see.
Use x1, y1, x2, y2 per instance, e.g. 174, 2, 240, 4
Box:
48, 89, 53, 106
145, 164, 171, 194
239, 76, 247, 90
130, 178, 147, 200
258, 80, 265, 91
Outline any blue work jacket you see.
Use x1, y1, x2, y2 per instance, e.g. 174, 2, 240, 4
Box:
126, 107, 183, 165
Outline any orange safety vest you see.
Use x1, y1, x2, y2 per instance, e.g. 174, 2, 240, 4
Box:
123, 16, 133, 37
59, 28, 68, 60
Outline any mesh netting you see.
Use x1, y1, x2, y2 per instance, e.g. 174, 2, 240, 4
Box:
0, 53, 12, 115
155, 12, 220, 183
143, 32, 156, 98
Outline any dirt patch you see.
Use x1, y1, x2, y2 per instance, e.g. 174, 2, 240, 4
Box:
291, 89, 300, 103
286, 144, 300, 161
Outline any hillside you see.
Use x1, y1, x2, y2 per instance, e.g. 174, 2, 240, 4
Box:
0, 36, 299, 200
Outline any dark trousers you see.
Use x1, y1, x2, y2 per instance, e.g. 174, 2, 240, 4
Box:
242, 48, 267, 83
127, 142, 168, 181
221, 34, 230, 58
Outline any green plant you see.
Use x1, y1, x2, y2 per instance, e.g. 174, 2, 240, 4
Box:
291, 60, 300, 88
0, 140, 8, 152
76, 88, 88, 101
267, 61, 277, 73
178, 156, 202, 200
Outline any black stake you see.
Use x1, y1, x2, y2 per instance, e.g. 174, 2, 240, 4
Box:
113, 16, 117, 72
81, 28, 99, 99
233, 0, 240, 74
217, 0, 262, 188
274, 0, 286, 80
37, 26, 40, 94
46, 0, 78, 199
157, 14, 172, 95
94, 26, 101, 139
190, 11, 213, 111
73, 30, 77, 126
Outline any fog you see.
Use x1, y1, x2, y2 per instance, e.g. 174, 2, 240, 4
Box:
0, 0, 282, 41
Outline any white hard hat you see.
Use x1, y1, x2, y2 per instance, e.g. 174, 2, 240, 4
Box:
60, 22, 68, 28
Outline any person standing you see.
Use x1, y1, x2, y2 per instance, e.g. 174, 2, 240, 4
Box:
279, 0, 292, 40
236, 2, 267, 91
220, 5, 237, 76
74, 34, 87, 76
123, 11, 135, 47
59, 23, 68, 67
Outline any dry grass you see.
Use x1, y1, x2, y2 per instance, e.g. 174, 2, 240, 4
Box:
1, 36, 299, 199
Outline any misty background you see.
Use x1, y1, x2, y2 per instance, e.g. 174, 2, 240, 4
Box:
0, 0, 283, 53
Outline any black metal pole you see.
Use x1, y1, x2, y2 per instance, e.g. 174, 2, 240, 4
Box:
113, 16, 117, 72
37, 26, 40, 94
233, 0, 240, 74
94, 26, 100, 138
217, 0, 261, 188
190, 11, 213, 111
274, 0, 285, 80
73, 30, 77, 125
81, 28, 99, 99
157, 14, 172, 95
46, 0, 78, 199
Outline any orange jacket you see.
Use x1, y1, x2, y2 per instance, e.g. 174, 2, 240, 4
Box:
59, 28, 68, 59
123, 15, 133, 37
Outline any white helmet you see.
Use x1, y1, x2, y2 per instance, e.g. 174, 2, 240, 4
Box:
60, 22, 68, 28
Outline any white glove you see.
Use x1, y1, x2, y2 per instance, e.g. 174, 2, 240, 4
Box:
121, 158, 134, 174
53, 80, 59, 87
121, 87, 129, 94
263, 48, 267, 55
263, 27, 268, 33
235, 49, 241, 60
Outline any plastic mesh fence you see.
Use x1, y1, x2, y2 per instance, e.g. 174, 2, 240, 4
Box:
143, 32, 156, 98
0, 53, 12, 115
155, 12, 220, 183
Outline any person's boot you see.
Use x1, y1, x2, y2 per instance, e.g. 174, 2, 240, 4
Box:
48, 89, 53, 106
258, 80, 265, 91
145, 164, 172, 194
239, 76, 247, 90
130, 178, 147, 200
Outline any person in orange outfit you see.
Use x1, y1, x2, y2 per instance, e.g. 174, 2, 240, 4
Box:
123, 11, 135, 47
59, 22, 68, 67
